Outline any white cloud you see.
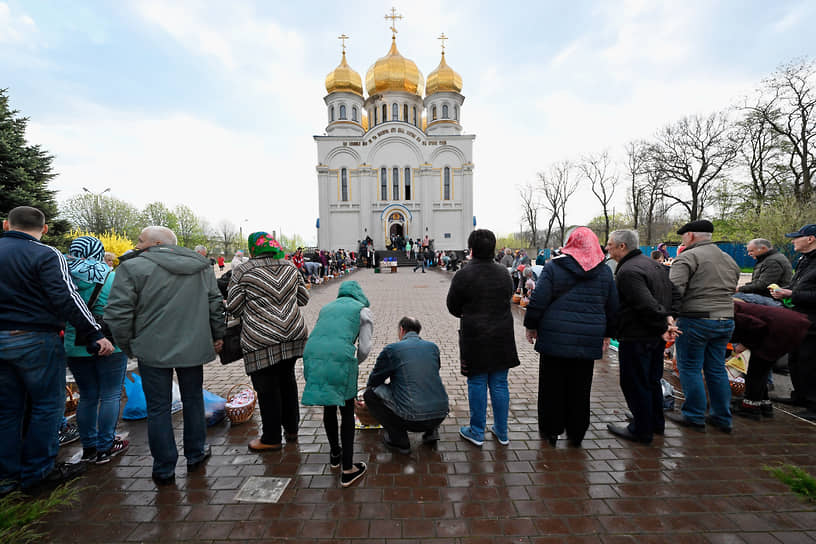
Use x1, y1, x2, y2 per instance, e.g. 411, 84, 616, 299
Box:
772, 1, 813, 33
0, 2, 37, 45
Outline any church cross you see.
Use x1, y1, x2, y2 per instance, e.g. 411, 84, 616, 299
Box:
438, 33, 448, 52
338, 33, 349, 52
385, 7, 403, 38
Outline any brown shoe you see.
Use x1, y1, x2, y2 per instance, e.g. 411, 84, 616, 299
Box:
248, 439, 282, 452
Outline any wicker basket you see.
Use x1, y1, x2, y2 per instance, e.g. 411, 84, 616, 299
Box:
64, 383, 80, 417
520, 298, 529, 308
224, 384, 256, 425
511, 293, 522, 304
730, 380, 746, 397
354, 388, 379, 427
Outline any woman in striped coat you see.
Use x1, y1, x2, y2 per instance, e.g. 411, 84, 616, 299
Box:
226, 232, 310, 451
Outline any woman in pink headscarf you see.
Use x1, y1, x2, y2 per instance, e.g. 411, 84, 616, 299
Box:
523, 227, 619, 447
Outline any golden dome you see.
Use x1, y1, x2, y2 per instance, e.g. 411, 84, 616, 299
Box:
365, 38, 424, 96
325, 51, 363, 96
426, 52, 462, 95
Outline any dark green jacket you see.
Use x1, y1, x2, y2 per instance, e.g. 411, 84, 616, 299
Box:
738, 249, 793, 296
104, 245, 225, 367
302, 281, 370, 406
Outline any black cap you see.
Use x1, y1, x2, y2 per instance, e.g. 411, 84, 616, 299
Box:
677, 219, 714, 235
785, 224, 816, 238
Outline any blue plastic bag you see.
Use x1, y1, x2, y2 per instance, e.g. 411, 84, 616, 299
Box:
122, 373, 147, 420
203, 389, 226, 427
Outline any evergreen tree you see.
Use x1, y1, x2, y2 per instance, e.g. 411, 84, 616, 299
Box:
0, 89, 69, 238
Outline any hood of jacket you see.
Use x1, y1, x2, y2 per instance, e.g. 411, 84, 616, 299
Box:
337, 280, 370, 307
134, 245, 211, 275
553, 253, 606, 279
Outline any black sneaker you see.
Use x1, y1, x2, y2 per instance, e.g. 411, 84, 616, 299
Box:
382, 432, 411, 454
340, 462, 367, 488
187, 444, 212, 471
81, 448, 97, 462
58, 422, 80, 447
760, 403, 774, 418
152, 473, 175, 486
705, 415, 733, 434
422, 429, 440, 444
329, 450, 342, 469
665, 411, 706, 432
96, 438, 129, 465
734, 402, 761, 421
23, 462, 86, 493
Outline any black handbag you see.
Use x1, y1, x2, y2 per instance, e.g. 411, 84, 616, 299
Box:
220, 317, 243, 365
74, 274, 115, 346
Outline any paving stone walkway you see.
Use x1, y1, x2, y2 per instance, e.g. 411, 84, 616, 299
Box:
44, 268, 816, 543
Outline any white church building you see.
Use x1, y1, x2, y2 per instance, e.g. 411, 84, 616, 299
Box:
314, 18, 475, 252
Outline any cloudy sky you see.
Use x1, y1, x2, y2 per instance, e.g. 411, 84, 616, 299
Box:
2, 0, 814, 244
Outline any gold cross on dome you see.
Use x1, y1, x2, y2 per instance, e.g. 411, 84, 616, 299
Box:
338, 33, 349, 52
385, 7, 403, 38
438, 33, 448, 52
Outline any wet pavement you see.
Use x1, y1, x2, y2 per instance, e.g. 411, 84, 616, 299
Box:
44, 268, 816, 542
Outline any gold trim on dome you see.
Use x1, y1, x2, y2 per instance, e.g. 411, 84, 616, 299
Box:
365, 38, 424, 96
426, 51, 462, 95
326, 51, 363, 96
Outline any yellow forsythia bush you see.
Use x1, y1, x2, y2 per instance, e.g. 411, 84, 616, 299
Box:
68, 229, 135, 267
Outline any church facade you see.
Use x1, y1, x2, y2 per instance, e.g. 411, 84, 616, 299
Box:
315, 24, 475, 252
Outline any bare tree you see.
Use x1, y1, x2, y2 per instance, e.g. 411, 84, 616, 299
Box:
539, 161, 578, 246
215, 220, 239, 255
579, 151, 618, 244
518, 182, 540, 248
639, 165, 668, 245
624, 141, 648, 230
736, 109, 787, 215
648, 112, 742, 221
747, 58, 816, 202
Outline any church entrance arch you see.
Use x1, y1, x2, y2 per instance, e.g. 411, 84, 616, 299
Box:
386, 211, 407, 248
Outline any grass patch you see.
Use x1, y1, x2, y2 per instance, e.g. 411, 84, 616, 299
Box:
740, 267, 754, 273
764, 464, 816, 503
0, 480, 82, 543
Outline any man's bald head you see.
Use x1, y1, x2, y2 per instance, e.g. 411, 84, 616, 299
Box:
136, 226, 177, 249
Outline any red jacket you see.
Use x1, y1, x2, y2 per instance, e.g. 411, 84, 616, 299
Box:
732, 300, 811, 361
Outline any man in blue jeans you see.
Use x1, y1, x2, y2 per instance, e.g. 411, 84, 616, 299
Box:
105, 226, 225, 486
668, 220, 741, 433
0, 206, 114, 495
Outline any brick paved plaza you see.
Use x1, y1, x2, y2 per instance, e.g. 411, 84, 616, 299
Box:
44, 268, 816, 543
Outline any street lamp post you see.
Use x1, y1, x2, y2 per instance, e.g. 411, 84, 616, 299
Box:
238, 219, 248, 251
82, 187, 111, 233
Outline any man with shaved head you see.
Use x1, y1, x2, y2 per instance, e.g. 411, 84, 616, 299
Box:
105, 226, 225, 486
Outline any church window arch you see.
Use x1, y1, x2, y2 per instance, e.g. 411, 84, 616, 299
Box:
443, 167, 451, 200
403, 104, 408, 121
442, 104, 449, 119
339, 104, 347, 120
380, 167, 388, 200
392, 103, 398, 121
330, 106, 335, 122
432, 105, 437, 121
392, 167, 400, 200
454, 105, 459, 120
413, 106, 417, 126
404, 167, 411, 200
341, 168, 349, 201
351, 106, 357, 122
382, 104, 387, 121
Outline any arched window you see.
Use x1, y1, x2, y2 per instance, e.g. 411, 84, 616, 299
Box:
380, 168, 388, 200
341, 168, 349, 202
330, 106, 335, 122
443, 167, 451, 200
442, 104, 449, 119
412, 106, 417, 126
392, 103, 398, 121
403, 104, 408, 121
404, 167, 411, 200
382, 104, 387, 121
339, 104, 347, 120
392, 167, 400, 200
352, 107, 357, 122
454, 105, 459, 121
432, 106, 437, 121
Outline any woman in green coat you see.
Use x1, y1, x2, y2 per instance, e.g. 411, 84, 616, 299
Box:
302, 281, 372, 487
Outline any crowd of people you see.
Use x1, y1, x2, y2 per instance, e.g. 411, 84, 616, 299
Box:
2, 203, 816, 496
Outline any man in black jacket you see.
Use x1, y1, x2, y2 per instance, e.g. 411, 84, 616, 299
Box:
0, 206, 114, 495
605, 229, 681, 443
771, 224, 816, 418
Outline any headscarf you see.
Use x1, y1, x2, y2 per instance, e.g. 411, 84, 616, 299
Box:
657, 242, 670, 260
66, 236, 110, 284
560, 227, 605, 272
248, 231, 285, 259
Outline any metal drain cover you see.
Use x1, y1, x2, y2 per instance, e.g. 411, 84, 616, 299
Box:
235, 476, 290, 503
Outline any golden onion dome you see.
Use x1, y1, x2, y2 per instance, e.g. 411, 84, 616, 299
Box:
426, 51, 462, 96
325, 51, 363, 96
365, 38, 424, 96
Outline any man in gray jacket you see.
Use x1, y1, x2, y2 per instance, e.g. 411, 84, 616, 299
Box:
667, 220, 740, 433
105, 226, 225, 485
735, 238, 792, 306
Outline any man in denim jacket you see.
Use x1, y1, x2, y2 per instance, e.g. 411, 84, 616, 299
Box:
363, 317, 449, 454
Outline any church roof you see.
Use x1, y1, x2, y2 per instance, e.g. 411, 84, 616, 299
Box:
365, 38, 424, 96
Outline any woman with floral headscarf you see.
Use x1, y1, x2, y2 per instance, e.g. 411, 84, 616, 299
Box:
226, 232, 310, 451
523, 227, 619, 447
64, 235, 129, 464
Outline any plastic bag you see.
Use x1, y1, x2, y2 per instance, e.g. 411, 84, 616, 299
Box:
661, 378, 675, 411
122, 373, 147, 420
171, 380, 182, 414
203, 389, 226, 427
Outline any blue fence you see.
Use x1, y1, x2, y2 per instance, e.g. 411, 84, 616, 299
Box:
640, 243, 755, 269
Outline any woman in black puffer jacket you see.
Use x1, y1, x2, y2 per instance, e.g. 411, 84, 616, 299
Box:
524, 227, 618, 447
